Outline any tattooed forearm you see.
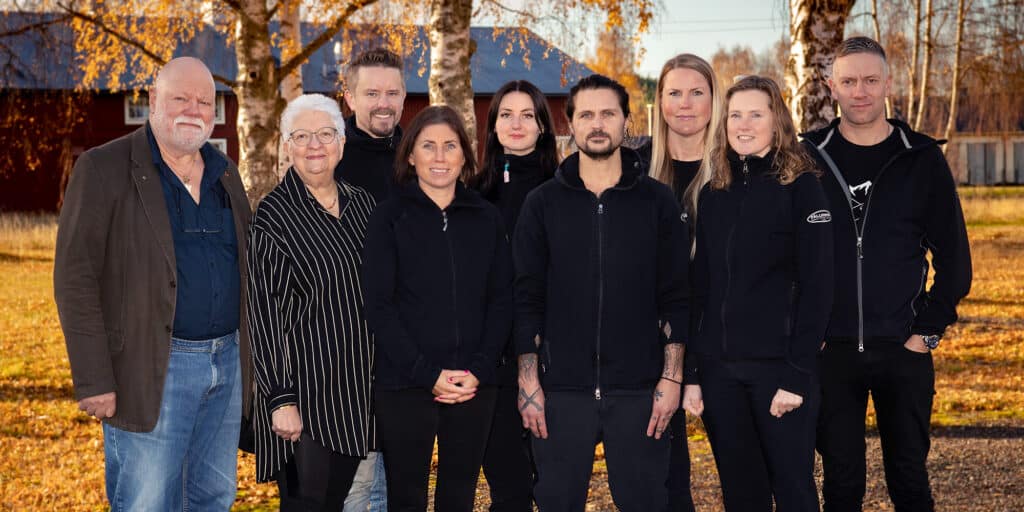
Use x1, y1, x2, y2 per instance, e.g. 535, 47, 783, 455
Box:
663, 343, 683, 380
518, 354, 539, 384
518, 388, 543, 412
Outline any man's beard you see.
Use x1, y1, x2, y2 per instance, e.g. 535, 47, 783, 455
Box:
577, 131, 620, 161
367, 108, 398, 137
151, 110, 212, 153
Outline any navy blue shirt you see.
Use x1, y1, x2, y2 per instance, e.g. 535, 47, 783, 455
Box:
147, 124, 240, 340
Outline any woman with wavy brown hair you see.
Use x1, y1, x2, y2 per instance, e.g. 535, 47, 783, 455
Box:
682, 75, 834, 511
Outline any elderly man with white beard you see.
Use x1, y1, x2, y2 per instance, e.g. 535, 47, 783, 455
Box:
54, 57, 253, 511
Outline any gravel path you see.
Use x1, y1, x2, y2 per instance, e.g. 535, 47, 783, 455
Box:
470, 426, 1024, 511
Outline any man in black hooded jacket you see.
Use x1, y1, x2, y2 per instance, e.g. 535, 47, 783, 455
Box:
802, 37, 972, 512
514, 74, 690, 511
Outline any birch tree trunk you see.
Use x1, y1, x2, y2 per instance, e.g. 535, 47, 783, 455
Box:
943, 0, 968, 152
235, 0, 286, 206
786, 0, 856, 132
908, 0, 921, 123
913, 0, 933, 131
280, 0, 304, 103
278, 0, 303, 174
870, 0, 892, 117
428, 0, 476, 153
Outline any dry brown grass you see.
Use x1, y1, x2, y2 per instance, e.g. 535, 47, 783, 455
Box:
1, 189, 1022, 511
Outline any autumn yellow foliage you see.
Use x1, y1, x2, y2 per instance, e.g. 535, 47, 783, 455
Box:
1, 187, 1022, 510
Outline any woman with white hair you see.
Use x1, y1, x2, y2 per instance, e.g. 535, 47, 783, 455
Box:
247, 93, 378, 510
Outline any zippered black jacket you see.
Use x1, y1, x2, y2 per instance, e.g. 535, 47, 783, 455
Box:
685, 151, 834, 396
333, 116, 402, 202
513, 148, 690, 394
802, 119, 972, 344
362, 182, 513, 390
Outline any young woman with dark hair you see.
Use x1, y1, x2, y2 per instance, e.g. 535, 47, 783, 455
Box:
361, 105, 513, 512
682, 76, 834, 511
471, 80, 560, 511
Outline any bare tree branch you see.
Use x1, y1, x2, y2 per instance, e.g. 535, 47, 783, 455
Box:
278, 0, 379, 79
0, 14, 71, 38
56, 3, 237, 88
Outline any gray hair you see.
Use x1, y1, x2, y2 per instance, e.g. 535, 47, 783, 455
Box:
280, 94, 346, 138
836, 36, 887, 62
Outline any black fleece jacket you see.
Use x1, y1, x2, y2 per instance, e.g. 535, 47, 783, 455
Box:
685, 151, 834, 396
334, 116, 402, 202
513, 148, 690, 394
802, 119, 972, 344
362, 182, 513, 390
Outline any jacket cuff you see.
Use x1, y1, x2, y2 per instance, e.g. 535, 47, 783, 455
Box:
467, 357, 496, 385
267, 389, 298, 412
682, 350, 699, 385
778, 364, 810, 397
514, 327, 541, 356
413, 361, 443, 390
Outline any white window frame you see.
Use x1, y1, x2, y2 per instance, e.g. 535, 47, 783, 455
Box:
207, 138, 228, 154
123, 93, 226, 125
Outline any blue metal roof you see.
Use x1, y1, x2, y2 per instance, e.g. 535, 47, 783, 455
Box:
0, 12, 591, 94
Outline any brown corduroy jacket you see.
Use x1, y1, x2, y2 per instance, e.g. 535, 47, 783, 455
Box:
54, 126, 253, 432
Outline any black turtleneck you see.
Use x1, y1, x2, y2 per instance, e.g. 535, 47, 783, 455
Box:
483, 149, 555, 234
334, 115, 403, 203
671, 159, 701, 203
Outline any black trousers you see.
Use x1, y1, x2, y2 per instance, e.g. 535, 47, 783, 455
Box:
667, 408, 696, 512
482, 383, 535, 511
376, 387, 498, 512
700, 358, 820, 512
817, 341, 936, 512
531, 390, 670, 512
276, 432, 362, 511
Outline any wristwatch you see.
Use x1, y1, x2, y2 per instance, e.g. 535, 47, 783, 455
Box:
922, 334, 941, 350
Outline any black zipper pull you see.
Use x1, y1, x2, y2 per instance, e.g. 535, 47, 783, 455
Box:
742, 159, 750, 186
442, 211, 448, 232
857, 236, 863, 259
597, 203, 604, 215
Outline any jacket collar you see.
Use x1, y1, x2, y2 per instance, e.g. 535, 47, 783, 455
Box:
345, 115, 402, 153
129, 125, 175, 271
554, 146, 646, 192
801, 117, 945, 152
397, 179, 484, 210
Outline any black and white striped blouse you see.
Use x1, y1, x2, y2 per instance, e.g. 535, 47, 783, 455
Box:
247, 167, 376, 482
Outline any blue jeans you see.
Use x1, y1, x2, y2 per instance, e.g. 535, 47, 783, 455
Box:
103, 332, 242, 512
344, 450, 387, 511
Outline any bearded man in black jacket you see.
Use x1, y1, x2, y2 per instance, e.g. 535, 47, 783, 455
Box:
802, 37, 972, 512
335, 47, 407, 512
514, 74, 690, 511
335, 48, 406, 202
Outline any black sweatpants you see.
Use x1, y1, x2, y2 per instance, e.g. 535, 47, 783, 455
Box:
700, 358, 819, 512
531, 390, 670, 512
817, 340, 935, 512
482, 383, 535, 511
667, 408, 696, 512
276, 432, 362, 511
376, 387, 497, 512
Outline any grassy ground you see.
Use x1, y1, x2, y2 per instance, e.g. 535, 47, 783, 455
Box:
1, 187, 1022, 511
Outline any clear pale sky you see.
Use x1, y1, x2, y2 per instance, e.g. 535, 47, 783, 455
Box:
635, 1, 791, 78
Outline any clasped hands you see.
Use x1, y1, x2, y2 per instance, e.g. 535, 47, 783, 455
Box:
433, 369, 479, 404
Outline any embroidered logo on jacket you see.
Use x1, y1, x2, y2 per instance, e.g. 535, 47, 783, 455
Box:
807, 210, 832, 224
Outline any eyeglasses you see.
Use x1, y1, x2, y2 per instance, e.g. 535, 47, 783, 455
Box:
289, 127, 340, 146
